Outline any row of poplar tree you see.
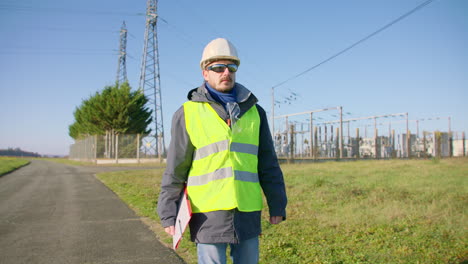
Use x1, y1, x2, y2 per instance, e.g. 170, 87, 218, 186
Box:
69, 82, 152, 140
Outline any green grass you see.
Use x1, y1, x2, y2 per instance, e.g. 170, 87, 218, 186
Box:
0, 157, 30, 176
95, 168, 199, 260
95, 158, 468, 264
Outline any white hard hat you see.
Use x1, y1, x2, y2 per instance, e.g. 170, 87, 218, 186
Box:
200, 38, 240, 69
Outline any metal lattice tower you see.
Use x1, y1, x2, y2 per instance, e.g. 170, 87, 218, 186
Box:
116, 21, 128, 85
139, 0, 166, 158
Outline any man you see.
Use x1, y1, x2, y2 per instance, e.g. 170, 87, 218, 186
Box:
157, 38, 287, 264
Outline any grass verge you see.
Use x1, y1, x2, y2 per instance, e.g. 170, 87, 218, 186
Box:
95, 168, 197, 262
96, 158, 468, 264
0, 157, 30, 176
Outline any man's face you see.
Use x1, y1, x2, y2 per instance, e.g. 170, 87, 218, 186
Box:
202, 60, 237, 93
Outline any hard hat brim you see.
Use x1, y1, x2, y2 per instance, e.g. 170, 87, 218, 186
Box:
200, 56, 240, 70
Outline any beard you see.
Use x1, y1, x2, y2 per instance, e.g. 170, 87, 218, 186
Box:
213, 78, 235, 93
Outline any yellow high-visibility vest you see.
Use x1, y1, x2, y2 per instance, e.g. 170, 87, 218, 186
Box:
183, 101, 263, 213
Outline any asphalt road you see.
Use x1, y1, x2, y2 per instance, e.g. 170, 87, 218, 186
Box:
0, 160, 186, 264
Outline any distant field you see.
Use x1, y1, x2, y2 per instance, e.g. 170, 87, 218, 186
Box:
96, 158, 468, 264
41, 157, 163, 167
0, 157, 29, 176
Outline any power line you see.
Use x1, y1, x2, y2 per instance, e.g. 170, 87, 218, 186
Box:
0, 46, 117, 56
158, 16, 197, 45
1, 46, 116, 53
272, 0, 435, 89
0, 51, 117, 56
23, 26, 119, 34
0, 5, 143, 17
170, 0, 224, 38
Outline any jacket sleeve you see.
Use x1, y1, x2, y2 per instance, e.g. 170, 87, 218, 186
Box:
157, 106, 194, 228
256, 105, 288, 219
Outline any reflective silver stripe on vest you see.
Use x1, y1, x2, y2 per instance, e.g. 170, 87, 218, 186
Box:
230, 142, 258, 155
187, 167, 233, 186
193, 140, 258, 160
193, 140, 229, 160
234, 170, 259, 183
187, 168, 259, 186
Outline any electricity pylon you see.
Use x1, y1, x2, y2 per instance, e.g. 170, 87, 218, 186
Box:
116, 21, 128, 85
139, 0, 166, 159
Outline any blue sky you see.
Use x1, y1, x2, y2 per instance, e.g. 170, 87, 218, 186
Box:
0, 0, 466, 156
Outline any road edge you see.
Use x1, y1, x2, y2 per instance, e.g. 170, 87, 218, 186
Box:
0, 161, 31, 177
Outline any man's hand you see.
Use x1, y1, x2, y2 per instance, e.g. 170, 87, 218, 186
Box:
164, 225, 175, 236
269, 216, 283, 225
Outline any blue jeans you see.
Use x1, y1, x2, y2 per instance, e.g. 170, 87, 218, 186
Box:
197, 236, 259, 264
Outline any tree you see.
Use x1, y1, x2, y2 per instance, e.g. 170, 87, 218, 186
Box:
69, 82, 152, 139
0, 147, 41, 157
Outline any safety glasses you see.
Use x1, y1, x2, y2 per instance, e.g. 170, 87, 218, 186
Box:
206, 64, 238, 73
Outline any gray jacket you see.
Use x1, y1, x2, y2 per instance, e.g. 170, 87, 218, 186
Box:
157, 83, 287, 244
